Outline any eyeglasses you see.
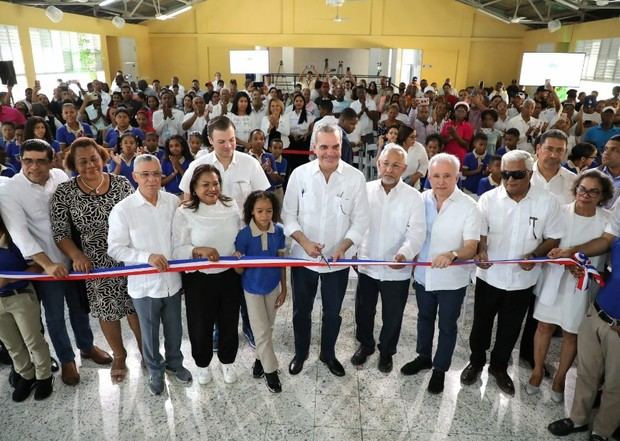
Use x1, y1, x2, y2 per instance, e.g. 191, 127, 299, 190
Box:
21, 158, 50, 166
576, 185, 602, 197
135, 171, 163, 178
500, 170, 528, 180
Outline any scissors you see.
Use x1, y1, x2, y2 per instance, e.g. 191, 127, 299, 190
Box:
319, 251, 332, 270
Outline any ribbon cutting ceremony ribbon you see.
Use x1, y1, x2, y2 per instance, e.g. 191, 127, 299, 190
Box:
573, 252, 605, 290
0, 255, 603, 285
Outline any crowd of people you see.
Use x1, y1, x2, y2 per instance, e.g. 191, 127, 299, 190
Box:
0, 69, 620, 441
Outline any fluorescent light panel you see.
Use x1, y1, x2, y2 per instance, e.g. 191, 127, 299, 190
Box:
156, 5, 192, 20
477, 8, 511, 24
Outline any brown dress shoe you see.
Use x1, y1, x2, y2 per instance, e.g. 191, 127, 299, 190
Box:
61, 361, 80, 386
81, 346, 113, 365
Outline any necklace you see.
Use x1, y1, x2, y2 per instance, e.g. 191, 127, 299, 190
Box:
79, 174, 105, 195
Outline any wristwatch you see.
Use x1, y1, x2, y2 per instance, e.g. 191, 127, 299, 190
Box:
450, 250, 458, 262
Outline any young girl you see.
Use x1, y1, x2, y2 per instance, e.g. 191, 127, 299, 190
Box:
462, 133, 491, 195
56, 103, 94, 152
479, 109, 502, 155
24, 116, 62, 168
109, 133, 140, 188
234, 191, 287, 393
5, 125, 24, 172
161, 135, 193, 195
188, 131, 207, 157
103, 108, 144, 151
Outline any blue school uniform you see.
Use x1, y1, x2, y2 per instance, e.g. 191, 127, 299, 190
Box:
107, 156, 137, 188
477, 176, 500, 196
104, 127, 145, 150
56, 123, 94, 147
273, 155, 288, 189
235, 220, 286, 295
161, 156, 190, 194
0, 242, 29, 295
462, 152, 491, 194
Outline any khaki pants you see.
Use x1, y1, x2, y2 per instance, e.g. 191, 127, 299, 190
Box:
244, 287, 280, 373
570, 303, 620, 437
0, 289, 52, 380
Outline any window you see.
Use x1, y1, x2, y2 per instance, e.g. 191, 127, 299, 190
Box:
0, 24, 28, 97
29, 28, 105, 97
576, 38, 620, 83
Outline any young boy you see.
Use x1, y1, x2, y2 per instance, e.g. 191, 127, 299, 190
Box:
477, 155, 502, 196
1, 121, 16, 149
270, 138, 288, 204
479, 109, 503, 155
496, 128, 520, 156
56, 103, 94, 152
5, 125, 24, 172
143, 132, 164, 159
462, 133, 491, 195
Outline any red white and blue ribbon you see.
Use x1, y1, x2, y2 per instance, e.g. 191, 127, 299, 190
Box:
572, 252, 605, 290
0, 255, 603, 284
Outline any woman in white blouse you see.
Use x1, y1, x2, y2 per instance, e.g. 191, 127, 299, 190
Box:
227, 92, 256, 151
260, 98, 290, 149
527, 170, 613, 402
398, 125, 429, 190
172, 164, 243, 385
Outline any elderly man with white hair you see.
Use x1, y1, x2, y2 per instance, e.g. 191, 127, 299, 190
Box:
461, 150, 564, 396
282, 122, 369, 377
351, 144, 426, 373
506, 98, 540, 154
400, 153, 481, 394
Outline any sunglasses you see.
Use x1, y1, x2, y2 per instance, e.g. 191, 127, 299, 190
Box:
500, 170, 528, 180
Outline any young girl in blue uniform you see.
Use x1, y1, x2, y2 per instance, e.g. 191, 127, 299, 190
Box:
108, 132, 140, 188
161, 135, 192, 195
234, 190, 287, 393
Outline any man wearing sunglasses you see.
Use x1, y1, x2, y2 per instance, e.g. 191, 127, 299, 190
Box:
461, 150, 564, 396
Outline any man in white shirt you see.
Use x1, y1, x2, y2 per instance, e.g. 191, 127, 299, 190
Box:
152, 90, 184, 147
210, 88, 232, 118
282, 123, 369, 377
108, 155, 192, 396
171, 76, 185, 97
0, 139, 110, 386
349, 86, 377, 144
506, 99, 539, 154
461, 150, 563, 396
352, 145, 425, 373
180, 116, 270, 209
401, 153, 480, 394
531, 130, 576, 205
182, 95, 208, 133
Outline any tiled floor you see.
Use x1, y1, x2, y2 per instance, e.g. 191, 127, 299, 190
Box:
0, 273, 614, 441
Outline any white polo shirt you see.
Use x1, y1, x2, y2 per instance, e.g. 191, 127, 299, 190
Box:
506, 114, 539, 154
530, 161, 576, 205
358, 179, 426, 281
476, 185, 564, 290
414, 188, 481, 290
108, 190, 182, 299
282, 159, 369, 273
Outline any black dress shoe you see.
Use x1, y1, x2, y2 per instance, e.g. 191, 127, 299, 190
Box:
320, 356, 345, 377
401, 356, 432, 376
427, 369, 445, 394
460, 363, 483, 385
252, 359, 264, 378
288, 357, 305, 375
589, 434, 607, 441
12, 374, 36, 402
547, 418, 588, 436
488, 366, 515, 396
34, 376, 54, 401
351, 346, 374, 366
50, 357, 59, 373
378, 355, 393, 373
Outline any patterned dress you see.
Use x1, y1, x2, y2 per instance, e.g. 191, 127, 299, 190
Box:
50, 174, 135, 321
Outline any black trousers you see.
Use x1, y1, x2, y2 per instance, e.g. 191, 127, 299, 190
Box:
354, 273, 410, 356
183, 269, 241, 366
468, 278, 532, 371
291, 267, 349, 360
518, 292, 538, 364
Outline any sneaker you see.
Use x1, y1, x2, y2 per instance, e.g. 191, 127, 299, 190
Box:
12, 374, 36, 402
166, 366, 192, 385
34, 376, 54, 401
252, 359, 264, 379
222, 364, 237, 384
400, 356, 432, 376
378, 355, 393, 373
427, 370, 445, 394
148, 374, 165, 396
265, 371, 282, 393
198, 367, 212, 385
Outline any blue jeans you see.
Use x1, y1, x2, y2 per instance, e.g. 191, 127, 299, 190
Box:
414, 282, 466, 372
33, 281, 94, 364
291, 267, 349, 360
132, 291, 184, 377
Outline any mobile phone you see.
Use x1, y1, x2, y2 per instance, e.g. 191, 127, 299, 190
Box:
545, 79, 551, 89
35, 80, 40, 88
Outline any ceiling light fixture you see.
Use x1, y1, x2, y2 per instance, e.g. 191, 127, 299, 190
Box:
477, 8, 511, 24
112, 16, 126, 28
99, 0, 119, 6
555, 0, 580, 10
45, 5, 64, 23
156, 5, 192, 20
548, 19, 562, 32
